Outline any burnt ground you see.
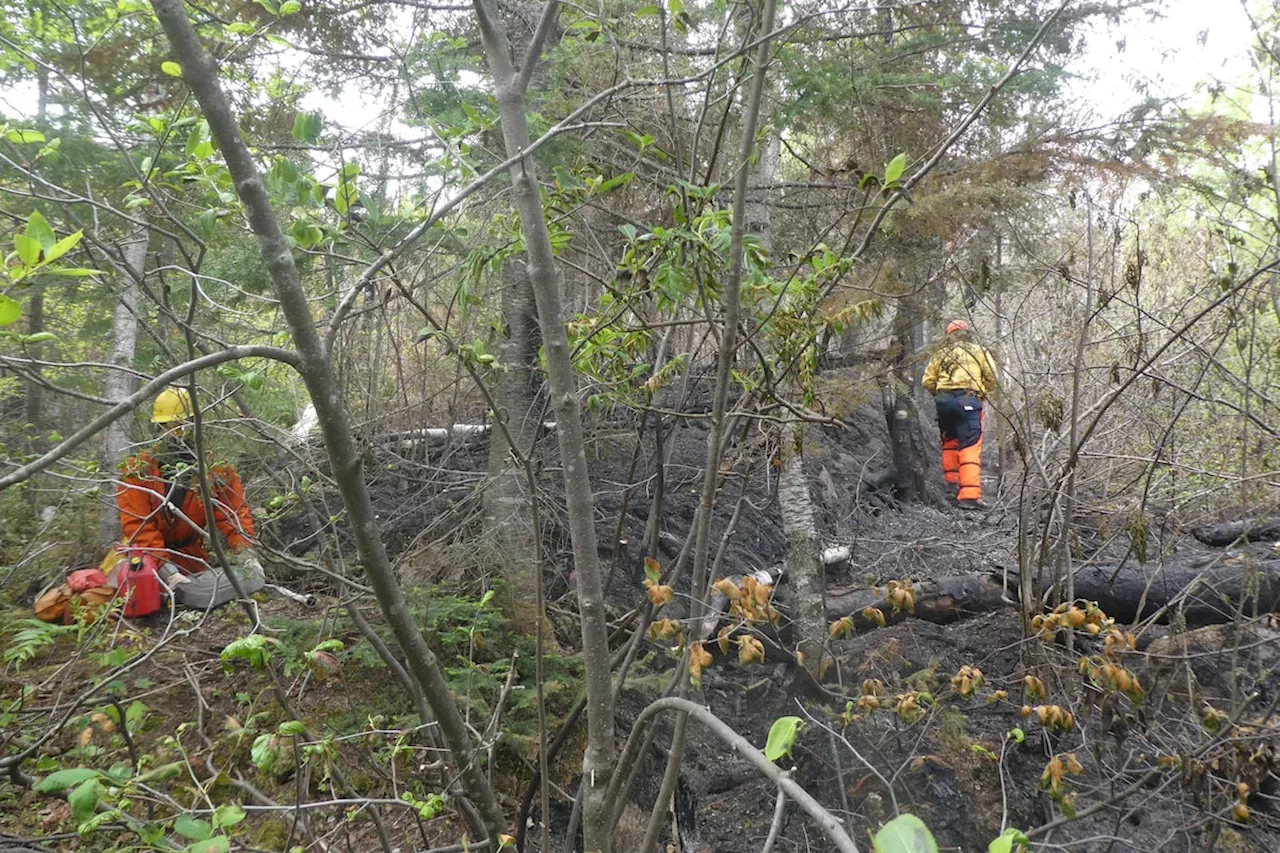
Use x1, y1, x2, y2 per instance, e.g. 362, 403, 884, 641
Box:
6, 388, 1280, 853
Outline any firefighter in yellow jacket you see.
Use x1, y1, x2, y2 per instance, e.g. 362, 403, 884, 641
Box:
922, 320, 998, 509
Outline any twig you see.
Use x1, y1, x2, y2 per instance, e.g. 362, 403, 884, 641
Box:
761, 786, 788, 853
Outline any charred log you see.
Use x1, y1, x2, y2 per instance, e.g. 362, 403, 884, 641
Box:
824, 574, 1009, 627
1191, 518, 1280, 547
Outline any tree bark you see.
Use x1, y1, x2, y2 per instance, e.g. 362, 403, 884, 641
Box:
1191, 519, 1280, 547
469, 3, 615, 848
1045, 557, 1280, 626
99, 223, 147, 546
778, 422, 830, 679
149, 0, 507, 841
883, 299, 929, 502
22, 287, 44, 439
483, 256, 544, 632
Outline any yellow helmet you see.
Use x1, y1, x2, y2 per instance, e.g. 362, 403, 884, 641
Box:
151, 387, 194, 424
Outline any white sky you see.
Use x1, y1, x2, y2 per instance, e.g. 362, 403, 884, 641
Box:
1072, 0, 1254, 113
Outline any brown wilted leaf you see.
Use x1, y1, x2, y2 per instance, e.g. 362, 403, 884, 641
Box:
712, 577, 743, 601
309, 650, 342, 682
737, 635, 765, 665
42, 800, 71, 832
689, 642, 712, 687
645, 582, 674, 607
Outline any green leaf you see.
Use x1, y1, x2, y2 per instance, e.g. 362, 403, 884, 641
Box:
310, 639, 344, 654
250, 733, 279, 772
68, 778, 99, 824
292, 110, 323, 143
598, 172, 635, 193
23, 331, 56, 345
636, 4, 660, 14
214, 803, 246, 829
198, 209, 219, 237
279, 0, 300, 13
77, 808, 122, 837
26, 211, 55, 253
35, 768, 100, 793
186, 122, 207, 157
873, 814, 939, 853
5, 128, 46, 144
334, 181, 358, 215
1008, 727, 1025, 744
0, 294, 22, 326
175, 815, 213, 841
220, 634, 276, 673
884, 152, 907, 187
763, 716, 804, 762
189, 836, 231, 853
161, 61, 182, 77
14, 233, 41, 266
278, 720, 305, 737
44, 230, 83, 263
988, 828, 1030, 853
43, 268, 101, 277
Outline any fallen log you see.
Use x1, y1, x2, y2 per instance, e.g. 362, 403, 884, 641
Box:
823, 573, 1010, 628
1191, 518, 1280, 547
998, 554, 1280, 627
1065, 556, 1280, 625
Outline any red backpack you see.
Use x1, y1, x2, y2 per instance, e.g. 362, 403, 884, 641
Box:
117, 555, 163, 617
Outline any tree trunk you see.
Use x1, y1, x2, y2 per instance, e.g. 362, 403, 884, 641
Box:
22, 287, 44, 439
483, 256, 544, 632
99, 223, 147, 546
149, 0, 507, 841
469, 3, 615, 848
777, 419, 830, 680
883, 300, 929, 501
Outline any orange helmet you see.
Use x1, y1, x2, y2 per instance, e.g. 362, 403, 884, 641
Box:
946, 319, 970, 334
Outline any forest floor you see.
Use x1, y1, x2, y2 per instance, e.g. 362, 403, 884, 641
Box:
3, 396, 1280, 853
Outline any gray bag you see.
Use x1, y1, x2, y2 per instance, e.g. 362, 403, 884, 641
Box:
173, 558, 265, 610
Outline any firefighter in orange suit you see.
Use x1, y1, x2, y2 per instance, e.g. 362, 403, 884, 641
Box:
116, 387, 264, 608
922, 320, 998, 509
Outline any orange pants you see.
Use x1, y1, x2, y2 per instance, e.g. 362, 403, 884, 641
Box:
936, 390, 983, 501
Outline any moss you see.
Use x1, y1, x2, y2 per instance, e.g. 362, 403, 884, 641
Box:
905, 665, 939, 695
253, 818, 290, 849
937, 710, 971, 753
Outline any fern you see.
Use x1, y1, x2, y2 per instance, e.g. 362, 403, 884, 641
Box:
3, 618, 76, 670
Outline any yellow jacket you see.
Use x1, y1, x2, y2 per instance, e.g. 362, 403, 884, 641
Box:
922, 339, 998, 398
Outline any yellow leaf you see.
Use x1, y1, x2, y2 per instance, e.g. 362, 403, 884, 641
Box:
713, 577, 743, 601
737, 635, 765, 665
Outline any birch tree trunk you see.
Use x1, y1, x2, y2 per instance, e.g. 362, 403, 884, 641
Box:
99, 223, 147, 546
747, 129, 828, 677
483, 256, 543, 632
468, 2, 616, 848
148, 0, 507, 841
778, 419, 830, 679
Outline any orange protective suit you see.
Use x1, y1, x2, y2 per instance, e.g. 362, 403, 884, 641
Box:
117, 452, 255, 574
